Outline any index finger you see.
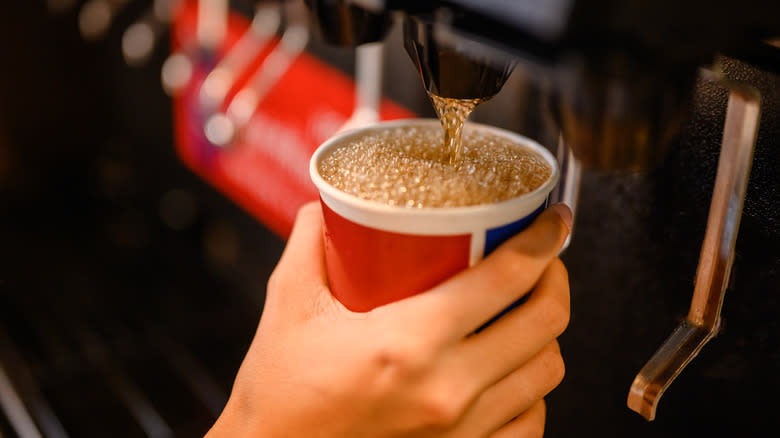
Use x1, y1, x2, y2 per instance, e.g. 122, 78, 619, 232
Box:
390, 204, 571, 343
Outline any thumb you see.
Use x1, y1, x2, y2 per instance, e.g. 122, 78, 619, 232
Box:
267, 202, 330, 307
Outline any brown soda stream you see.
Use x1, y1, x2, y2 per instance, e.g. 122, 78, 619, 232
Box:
429, 93, 484, 166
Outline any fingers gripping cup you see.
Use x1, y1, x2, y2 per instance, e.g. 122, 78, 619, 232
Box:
310, 119, 560, 313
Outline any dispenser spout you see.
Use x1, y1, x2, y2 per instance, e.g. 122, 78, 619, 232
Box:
402, 15, 514, 100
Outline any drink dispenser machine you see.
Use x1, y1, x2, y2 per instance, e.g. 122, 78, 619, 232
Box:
307, 0, 780, 425
4, 1, 776, 437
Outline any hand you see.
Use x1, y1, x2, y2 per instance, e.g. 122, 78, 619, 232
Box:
208, 202, 572, 438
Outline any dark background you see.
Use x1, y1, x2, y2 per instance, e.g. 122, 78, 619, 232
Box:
1, 2, 778, 437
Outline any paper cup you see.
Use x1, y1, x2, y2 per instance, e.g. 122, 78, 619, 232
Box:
310, 119, 560, 312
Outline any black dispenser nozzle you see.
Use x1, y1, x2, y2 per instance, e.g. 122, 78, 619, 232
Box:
403, 15, 514, 100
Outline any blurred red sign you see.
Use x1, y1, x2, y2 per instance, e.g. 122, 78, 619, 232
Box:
171, 1, 414, 238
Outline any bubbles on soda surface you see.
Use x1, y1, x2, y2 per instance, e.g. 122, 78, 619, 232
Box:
319, 125, 551, 208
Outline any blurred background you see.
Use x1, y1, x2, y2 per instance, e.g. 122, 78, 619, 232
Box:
0, 1, 778, 437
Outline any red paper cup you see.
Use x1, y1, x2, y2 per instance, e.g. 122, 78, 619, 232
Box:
310, 119, 560, 312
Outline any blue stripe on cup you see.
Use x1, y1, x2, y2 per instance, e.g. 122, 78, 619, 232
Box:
483, 204, 545, 257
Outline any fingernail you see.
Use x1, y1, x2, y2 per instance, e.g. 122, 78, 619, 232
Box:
549, 203, 573, 231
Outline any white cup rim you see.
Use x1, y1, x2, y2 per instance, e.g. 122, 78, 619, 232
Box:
310, 119, 560, 235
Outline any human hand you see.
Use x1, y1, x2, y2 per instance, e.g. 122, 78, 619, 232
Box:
207, 201, 572, 438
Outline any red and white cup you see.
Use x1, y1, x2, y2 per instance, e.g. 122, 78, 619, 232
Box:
310, 119, 560, 312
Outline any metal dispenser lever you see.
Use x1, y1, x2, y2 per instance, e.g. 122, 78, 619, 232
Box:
627, 74, 761, 421
204, 0, 310, 146
550, 135, 581, 252
200, 3, 282, 109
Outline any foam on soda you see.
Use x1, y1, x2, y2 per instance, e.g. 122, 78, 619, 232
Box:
319, 125, 551, 208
